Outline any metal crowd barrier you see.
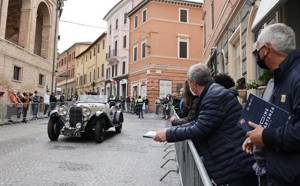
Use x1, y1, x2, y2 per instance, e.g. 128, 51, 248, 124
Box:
0, 101, 75, 125
171, 107, 213, 186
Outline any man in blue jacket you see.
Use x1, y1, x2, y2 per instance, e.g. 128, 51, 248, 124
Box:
243, 23, 300, 185
154, 64, 257, 186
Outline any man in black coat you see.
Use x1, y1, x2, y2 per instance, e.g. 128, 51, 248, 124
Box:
244, 23, 300, 185
154, 64, 257, 186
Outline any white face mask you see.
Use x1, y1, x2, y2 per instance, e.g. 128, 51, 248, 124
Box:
189, 87, 197, 96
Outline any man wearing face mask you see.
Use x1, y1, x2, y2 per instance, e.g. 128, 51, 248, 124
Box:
243, 23, 300, 186
153, 63, 257, 186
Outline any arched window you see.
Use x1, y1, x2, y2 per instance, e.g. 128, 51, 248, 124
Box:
5, 0, 22, 44
5, 0, 31, 47
34, 2, 50, 58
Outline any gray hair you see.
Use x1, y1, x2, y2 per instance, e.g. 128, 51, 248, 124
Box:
257, 23, 296, 53
188, 64, 212, 86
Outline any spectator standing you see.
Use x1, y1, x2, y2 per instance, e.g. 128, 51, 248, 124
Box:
50, 92, 57, 111
243, 23, 300, 185
44, 91, 50, 116
59, 93, 65, 105
154, 64, 257, 186
155, 97, 161, 115
7, 90, 21, 122
136, 96, 144, 119
170, 81, 198, 126
143, 96, 149, 113
31, 91, 40, 119
21, 92, 30, 123
126, 96, 131, 112
16, 92, 23, 119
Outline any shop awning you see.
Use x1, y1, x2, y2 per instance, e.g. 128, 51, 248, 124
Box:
251, 0, 287, 31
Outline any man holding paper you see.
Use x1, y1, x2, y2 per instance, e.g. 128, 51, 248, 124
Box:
153, 64, 257, 186
243, 23, 300, 186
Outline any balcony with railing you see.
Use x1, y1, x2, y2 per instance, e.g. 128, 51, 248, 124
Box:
106, 48, 119, 64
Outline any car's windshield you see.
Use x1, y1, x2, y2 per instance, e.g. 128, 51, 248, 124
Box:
78, 95, 107, 103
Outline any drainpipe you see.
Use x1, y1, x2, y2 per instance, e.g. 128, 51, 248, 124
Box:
51, 0, 64, 93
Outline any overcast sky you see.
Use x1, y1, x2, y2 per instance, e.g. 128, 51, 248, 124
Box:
58, 0, 203, 53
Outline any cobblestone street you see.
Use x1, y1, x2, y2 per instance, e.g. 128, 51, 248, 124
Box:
0, 113, 180, 186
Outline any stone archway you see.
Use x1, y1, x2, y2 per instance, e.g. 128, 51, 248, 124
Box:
5, 0, 31, 47
34, 1, 51, 59
5, 0, 22, 44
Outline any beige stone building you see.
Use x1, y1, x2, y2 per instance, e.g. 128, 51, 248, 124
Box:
76, 33, 107, 95
0, 0, 63, 98
56, 42, 90, 100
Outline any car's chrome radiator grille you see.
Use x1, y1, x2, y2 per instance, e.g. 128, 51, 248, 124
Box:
69, 107, 83, 127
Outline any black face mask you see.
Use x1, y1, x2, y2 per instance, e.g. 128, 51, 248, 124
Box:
253, 50, 268, 69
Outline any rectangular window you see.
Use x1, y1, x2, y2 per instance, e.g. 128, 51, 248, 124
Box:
112, 65, 114, 78
94, 69, 96, 80
142, 41, 147, 58
90, 51, 92, 59
13, 66, 21, 81
133, 45, 138, 62
108, 45, 111, 58
122, 61, 126, 74
106, 69, 108, 79
159, 80, 172, 98
114, 41, 118, 56
134, 15, 138, 29
109, 25, 112, 35
90, 72, 91, 82
124, 13, 127, 24
103, 40, 105, 49
115, 64, 118, 76
178, 38, 188, 59
102, 64, 104, 77
98, 44, 100, 53
38, 74, 45, 86
97, 67, 100, 78
116, 19, 118, 30
123, 35, 127, 49
93, 48, 96, 56
180, 8, 188, 23
142, 9, 147, 23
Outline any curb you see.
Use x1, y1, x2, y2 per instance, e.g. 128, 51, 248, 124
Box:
0, 117, 48, 126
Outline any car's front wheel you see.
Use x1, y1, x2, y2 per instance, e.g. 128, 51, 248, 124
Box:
95, 118, 105, 143
47, 118, 60, 141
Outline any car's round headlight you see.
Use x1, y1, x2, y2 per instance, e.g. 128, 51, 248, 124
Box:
58, 106, 67, 116
76, 123, 82, 129
65, 122, 70, 128
82, 107, 91, 117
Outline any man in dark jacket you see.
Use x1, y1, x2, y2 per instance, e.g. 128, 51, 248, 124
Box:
244, 23, 300, 185
154, 64, 257, 186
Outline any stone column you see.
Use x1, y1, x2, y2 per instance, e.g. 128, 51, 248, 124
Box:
18, 8, 31, 49
0, 0, 9, 38
41, 24, 51, 59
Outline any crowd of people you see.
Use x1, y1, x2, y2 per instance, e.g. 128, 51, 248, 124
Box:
108, 95, 149, 119
152, 23, 300, 186
0, 89, 62, 123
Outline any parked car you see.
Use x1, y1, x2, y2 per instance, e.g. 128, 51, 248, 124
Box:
47, 95, 124, 143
